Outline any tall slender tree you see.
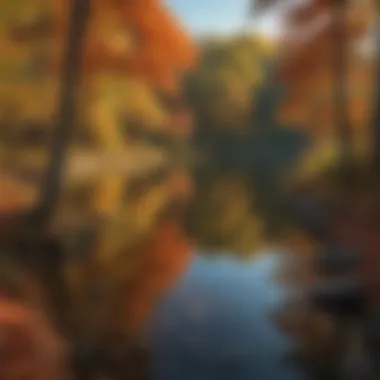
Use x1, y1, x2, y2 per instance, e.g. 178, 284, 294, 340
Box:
277, 0, 370, 173
37, 0, 91, 224
372, 0, 380, 166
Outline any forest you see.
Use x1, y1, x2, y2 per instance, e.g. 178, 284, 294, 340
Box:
0, 0, 379, 379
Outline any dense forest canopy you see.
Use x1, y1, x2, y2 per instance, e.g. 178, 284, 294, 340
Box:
186, 36, 275, 136
0, 0, 376, 254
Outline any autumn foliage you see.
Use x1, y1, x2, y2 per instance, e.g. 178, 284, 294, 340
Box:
0, 296, 67, 380
124, 218, 193, 335
277, 0, 373, 138
278, 0, 370, 84
0, 174, 36, 215
52, 0, 197, 93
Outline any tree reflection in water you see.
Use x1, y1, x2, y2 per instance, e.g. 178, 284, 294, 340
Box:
125, 171, 306, 380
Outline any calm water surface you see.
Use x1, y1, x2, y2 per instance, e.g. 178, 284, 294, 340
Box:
146, 250, 304, 380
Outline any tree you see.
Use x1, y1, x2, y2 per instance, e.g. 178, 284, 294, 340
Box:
0, 0, 198, 260
71, 0, 197, 260
277, 0, 371, 145
189, 70, 309, 248
1, 0, 197, 139
52, 0, 197, 92
273, 3, 380, 376
186, 37, 270, 136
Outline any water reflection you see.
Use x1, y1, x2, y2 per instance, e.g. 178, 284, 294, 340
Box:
106, 166, 311, 380
0, 135, 310, 379
145, 251, 303, 380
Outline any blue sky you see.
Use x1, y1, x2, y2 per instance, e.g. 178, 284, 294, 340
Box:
166, 0, 281, 37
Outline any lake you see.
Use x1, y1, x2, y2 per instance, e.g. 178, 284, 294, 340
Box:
145, 250, 305, 380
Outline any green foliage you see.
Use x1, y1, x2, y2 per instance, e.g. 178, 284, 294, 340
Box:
186, 37, 266, 134
187, 172, 264, 254
251, 67, 287, 130
190, 66, 310, 247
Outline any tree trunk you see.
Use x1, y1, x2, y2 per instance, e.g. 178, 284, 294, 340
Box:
332, 0, 352, 176
37, 0, 91, 224
372, 10, 380, 167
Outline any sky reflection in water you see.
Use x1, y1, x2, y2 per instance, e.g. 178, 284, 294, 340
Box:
146, 251, 305, 380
